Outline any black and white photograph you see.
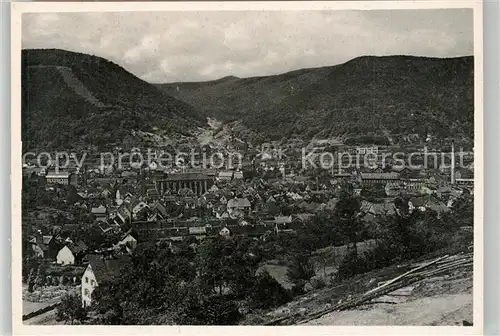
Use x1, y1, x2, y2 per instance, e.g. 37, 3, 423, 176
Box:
11, 1, 483, 334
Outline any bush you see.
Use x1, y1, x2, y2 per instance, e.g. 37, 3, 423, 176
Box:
56, 293, 87, 324
286, 253, 315, 288
290, 283, 306, 296
336, 210, 474, 281
336, 250, 367, 280
27, 268, 36, 292
175, 295, 242, 325
309, 276, 327, 290
34, 266, 46, 289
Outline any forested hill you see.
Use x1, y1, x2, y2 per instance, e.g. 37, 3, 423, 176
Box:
157, 55, 474, 143
21, 49, 206, 151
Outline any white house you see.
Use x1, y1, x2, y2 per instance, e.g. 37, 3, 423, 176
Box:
208, 184, 219, 192
131, 200, 149, 218
56, 242, 87, 265
219, 227, 231, 237
115, 230, 138, 252
81, 261, 99, 308
81, 255, 130, 308
56, 246, 76, 265
115, 190, 123, 206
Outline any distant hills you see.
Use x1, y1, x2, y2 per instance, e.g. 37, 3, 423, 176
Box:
21, 49, 206, 151
21, 49, 474, 152
158, 55, 474, 144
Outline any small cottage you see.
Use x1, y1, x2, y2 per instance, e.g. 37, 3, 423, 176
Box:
56, 241, 87, 265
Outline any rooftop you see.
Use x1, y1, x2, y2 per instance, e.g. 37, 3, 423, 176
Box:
360, 172, 400, 180
163, 172, 212, 181
45, 172, 70, 178
86, 254, 131, 283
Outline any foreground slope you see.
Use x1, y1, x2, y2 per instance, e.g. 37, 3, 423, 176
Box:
158, 56, 474, 143
22, 49, 206, 151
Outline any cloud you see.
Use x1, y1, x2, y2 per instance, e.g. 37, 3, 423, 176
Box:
22, 9, 473, 83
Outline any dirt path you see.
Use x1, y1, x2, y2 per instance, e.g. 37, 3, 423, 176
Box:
305, 293, 472, 326
56, 66, 106, 108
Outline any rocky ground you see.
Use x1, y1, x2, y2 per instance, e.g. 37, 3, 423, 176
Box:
305, 268, 473, 326
245, 251, 474, 327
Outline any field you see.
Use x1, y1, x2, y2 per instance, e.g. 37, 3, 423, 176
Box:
259, 239, 378, 290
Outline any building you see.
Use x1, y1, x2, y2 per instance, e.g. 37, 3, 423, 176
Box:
115, 204, 132, 226
29, 235, 62, 260
156, 172, 214, 196
130, 199, 149, 219
115, 230, 138, 252
292, 213, 315, 224
392, 167, 419, 179
360, 201, 397, 222
56, 242, 87, 265
360, 172, 400, 184
218, 171, 234, 181
23, 168, 42, 184
150, 201, 168, 219
226, 197, 251, 217
45, 172, 76, 185
385, 182, 401, 197
455, 178, 474, 186
188, 226, 207, 236
91, 205, 107, 221
219, 227, 231, 237
356, 146, 378, 155
81, 255, 131, 307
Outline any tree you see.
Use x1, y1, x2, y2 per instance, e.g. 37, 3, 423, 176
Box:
286, 252, 315, 290
314, 247, 336, 277
90, 283, 125, 325
175, 293, 242, 325
450, 193, 474, 227
27, 268, 36, 292
333, 186, 363, 253
264, 201, 280, 216
90, 242, 198, 324
56, 293, 87, 325
196, 236, 258, 297
250, 270, 291, 309
34, 266, 46, 290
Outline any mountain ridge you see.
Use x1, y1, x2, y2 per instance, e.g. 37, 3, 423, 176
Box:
22, 48, 206, 151
157, 55, 474, 144
21, 49, 474, 151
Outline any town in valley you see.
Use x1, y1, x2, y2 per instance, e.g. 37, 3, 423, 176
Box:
20, 9, 476, 326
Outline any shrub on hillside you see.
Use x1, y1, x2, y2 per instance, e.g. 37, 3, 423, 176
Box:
56, 293, 87, 325
336, 210, 474, 280
336, 250, 367, 280
175, 295, 242, 325
286, 252, 315, 288
309, 276, 327, 290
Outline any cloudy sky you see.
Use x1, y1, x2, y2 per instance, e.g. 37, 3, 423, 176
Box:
22, 9, 473, 83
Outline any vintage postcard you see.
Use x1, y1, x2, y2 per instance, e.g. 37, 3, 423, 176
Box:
11, 1, 483, 335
